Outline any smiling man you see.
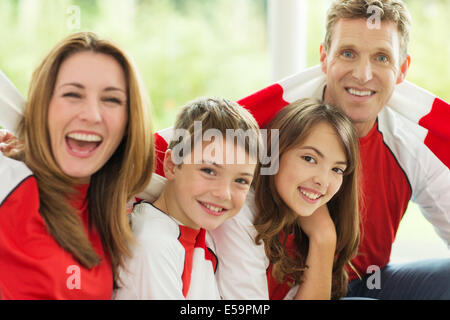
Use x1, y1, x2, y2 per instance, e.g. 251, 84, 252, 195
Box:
316, 0, 449, 299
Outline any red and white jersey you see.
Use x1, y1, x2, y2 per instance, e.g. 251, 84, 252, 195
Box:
0, 152, 113, 300
113, 202, 220, 300
235, 68, 450, 281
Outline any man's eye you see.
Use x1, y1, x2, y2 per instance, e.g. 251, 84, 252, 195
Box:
341, 50, 354, 58
377, 55, 389, 63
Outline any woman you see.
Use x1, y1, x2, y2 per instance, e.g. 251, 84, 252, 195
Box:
0, 32, 154, 299
210, 98, 361, 300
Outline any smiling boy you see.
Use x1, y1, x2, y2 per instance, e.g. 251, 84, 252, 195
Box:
113, 97, 262, 299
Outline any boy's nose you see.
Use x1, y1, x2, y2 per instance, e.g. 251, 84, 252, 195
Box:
211, 182, 232, 201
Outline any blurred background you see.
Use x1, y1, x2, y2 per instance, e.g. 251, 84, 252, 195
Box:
0, 0, 448, 264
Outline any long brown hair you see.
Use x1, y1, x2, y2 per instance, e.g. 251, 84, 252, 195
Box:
17, 32, 154, 280
254, 98, 360, 299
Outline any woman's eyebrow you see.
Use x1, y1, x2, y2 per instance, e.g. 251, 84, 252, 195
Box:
58, 82, 84, 89
104, 87, 126, 94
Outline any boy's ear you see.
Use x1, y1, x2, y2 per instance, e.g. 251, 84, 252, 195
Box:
163, 149, 177, 180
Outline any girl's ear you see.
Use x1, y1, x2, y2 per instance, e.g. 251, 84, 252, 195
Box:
163, 149, 177, 180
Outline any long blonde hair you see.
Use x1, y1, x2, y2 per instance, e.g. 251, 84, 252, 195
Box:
17, 32, 154, 280
254, 98, 360, 299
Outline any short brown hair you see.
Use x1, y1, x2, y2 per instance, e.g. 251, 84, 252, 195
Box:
169, 97, 262, 163
324, 0, 412, 62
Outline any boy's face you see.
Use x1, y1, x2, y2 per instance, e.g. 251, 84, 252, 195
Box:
164, 138, 256, 230
320, 18, 410, 137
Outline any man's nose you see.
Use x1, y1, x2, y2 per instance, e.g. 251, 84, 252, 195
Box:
352, 56, 373, 84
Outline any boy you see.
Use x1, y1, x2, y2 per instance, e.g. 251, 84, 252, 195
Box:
113, 97, 262, 299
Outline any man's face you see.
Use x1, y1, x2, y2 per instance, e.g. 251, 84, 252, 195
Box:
320, 18, 410, 137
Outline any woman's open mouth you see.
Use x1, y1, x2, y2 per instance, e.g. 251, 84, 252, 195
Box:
65, 132, 103, 158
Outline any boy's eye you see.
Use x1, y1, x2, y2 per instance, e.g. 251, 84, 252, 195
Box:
302, 155, 316, 164
235, 178, 250, 185
200, 168, 215, 176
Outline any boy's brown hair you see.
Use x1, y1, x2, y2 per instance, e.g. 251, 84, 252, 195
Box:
168, 97, 262, 164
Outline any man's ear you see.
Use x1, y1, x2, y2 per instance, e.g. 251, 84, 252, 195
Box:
163, 149, 177, 180
396, 54, 411, 84
319, 43, 328, 74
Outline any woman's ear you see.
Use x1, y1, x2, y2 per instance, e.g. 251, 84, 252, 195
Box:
163, 149, 177, 180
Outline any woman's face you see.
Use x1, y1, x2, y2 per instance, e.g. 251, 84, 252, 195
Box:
47, 51, 128, 183
274, 121, 348, 217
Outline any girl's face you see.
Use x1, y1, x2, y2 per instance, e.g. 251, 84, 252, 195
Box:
47, 51, 128, 183
274, 121, 348, 217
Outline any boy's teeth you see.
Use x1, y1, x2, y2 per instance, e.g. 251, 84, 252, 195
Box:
299, 189, 321, 200
347, 88, 373, 96
67, 132, 102, 142
203, 203, 223, 212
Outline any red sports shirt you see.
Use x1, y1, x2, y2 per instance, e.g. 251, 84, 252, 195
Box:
0, 154, 113, 300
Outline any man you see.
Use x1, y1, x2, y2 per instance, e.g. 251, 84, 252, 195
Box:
316, 0, 449, 299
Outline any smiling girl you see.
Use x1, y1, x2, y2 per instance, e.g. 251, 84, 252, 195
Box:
210, 98, 361, 300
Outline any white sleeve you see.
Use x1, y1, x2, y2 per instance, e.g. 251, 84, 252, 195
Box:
410, 147, 450, 249
209, 199, 269, 300
379, 108, 450, 249
113, 237, 186, 300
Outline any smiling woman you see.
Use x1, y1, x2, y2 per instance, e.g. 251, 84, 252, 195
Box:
0, 32, 154, 299
47, 51, 129, 182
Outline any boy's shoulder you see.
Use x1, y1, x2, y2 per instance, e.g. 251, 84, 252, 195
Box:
130, 202, 181, 243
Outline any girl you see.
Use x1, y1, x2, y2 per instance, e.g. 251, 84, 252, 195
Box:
209, 98, 360, 300
0, 32, 154, 299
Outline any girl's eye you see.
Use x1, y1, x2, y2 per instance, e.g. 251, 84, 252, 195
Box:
302, 155, 316, 164
333, 167, 345, 175
201, 168, 215, 176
